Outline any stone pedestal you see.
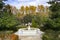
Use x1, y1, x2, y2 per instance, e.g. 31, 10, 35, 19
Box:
14, 28, 44, 40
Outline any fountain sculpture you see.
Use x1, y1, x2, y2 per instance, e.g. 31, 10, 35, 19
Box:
14, 22, 44, 40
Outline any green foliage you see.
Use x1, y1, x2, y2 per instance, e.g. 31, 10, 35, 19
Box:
0, 13, 19, 31
50, 3, 60, 12
0, 0, 7, 10
49, 2, 60, 19
48, 1, 55, 4
42, 1, 60, 40
42, 30, 60, 40
4, 4, 12, 14
0, 0, 4, 9
41, 1, 60, 31
41, 18, 60, 31
32, 15, 41, 26
21, 14, 48, 28
31, 19, 38, 28
16, 25, 27, 29
21, 14, 33, 24
0, 2, 19, 31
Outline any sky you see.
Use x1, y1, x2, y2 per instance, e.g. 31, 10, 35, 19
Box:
4, 0, 50, 9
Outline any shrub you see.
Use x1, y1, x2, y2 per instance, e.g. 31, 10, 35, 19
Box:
42, 30, 60, 40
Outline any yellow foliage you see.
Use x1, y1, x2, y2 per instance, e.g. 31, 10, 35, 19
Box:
25, 6, 29, 11
29, 6, 36, 11
38, 5, 44, 11
25, 6, 29, 14
20, 6, 24, 11
29, 6, 36, 15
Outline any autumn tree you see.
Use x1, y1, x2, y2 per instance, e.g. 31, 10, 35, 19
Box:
29, 6, 36, 15
20, 6, 25, 15
38, 5, 44, 13
38, 5, 46, 18
25, 6, 29, 14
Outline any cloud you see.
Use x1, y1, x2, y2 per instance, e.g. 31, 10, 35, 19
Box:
4, 0, 50, 9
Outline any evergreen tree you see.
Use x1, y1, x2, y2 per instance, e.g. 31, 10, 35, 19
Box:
42, 1, 60, 31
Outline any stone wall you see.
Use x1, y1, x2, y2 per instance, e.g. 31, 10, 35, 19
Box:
19, 35, 42, 40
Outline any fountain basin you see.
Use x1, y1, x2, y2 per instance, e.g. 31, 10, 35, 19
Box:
14, 28, 44, 36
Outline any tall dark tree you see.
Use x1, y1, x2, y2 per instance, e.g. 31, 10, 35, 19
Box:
0, 0, 7, 10
42, 1, 60, 31
0, 0, 7, 18
42, 1, 60, 40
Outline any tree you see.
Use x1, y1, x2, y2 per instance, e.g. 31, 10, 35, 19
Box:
38, 5, 44, 13
32, 19, 38, 28
0, 0, 4, 10
21, 14, 33, 24
0, 15, 19, 31
29, 6, 36, 15
41, 1, 60, 31
5, 5, 11, 12
42, 1, 60, 40
20, 6, 25, 15
37, 5, 49, 21
0, 0, 5, 18
0, 1, 19, 31
25, 6, 29, 14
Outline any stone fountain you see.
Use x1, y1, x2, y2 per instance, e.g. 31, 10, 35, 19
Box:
14, 23, 44, 40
